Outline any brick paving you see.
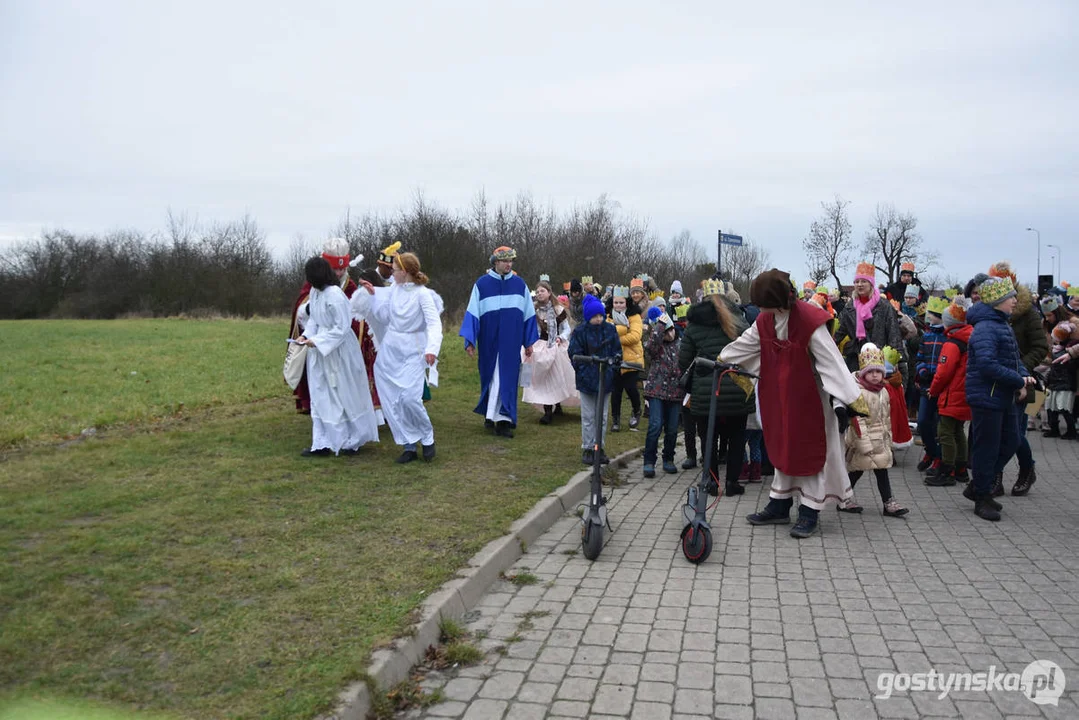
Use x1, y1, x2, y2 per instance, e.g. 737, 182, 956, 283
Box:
403, 434, 1079, 719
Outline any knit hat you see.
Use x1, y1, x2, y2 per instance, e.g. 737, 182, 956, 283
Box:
375, 241, 401, 267
582, 294, 605, 321
942, 300, 968, 328
1053, 322, 1075, 343
988, 261, 1017, 284
926, 295, 950, 318
900, 262, 915, 274
903, 284, 918, 299
980, 277, 1018, 307
490, 246, 516, 264
1041, 295, 1061, 314
612, 285, 630, 298
321, 237, 350, 270
647, 306, 664, 323
570, 278, 582, 293
670, 280, 683, 296
858, 343, 886, 376
750, 269, 795, 310
855, 261, 876, 283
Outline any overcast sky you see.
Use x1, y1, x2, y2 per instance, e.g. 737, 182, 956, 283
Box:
2, 1, 1076, 286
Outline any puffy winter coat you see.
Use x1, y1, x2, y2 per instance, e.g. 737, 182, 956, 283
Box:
914, 325, 947, 393
643, 323, 683, 402
835, 295, 906, 372
965, 302, 1028, 410
845, 381, 893, 471
678, 298, 755, 417
568, 320, 622, 396
1009, 285, 1049, 372
609, 305, 644, 374
928, 324, 973, 421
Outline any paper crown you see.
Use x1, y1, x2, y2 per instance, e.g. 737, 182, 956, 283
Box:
944, 299, 968, 323
675, 303, 691, 319
377, 241, 401, 265
855, 262, 876, 279
629, 278, 645, 290
491, 246, 516, 262
858, 343, 886, 372
321, 237, 350, 269
635, 273, 650, 281
803, 280, 817, 291
581, 275, 593, 285
980, 276, 1017, 306
563, 281, 571, 291
889, 299, 901, 312
613, 285, 630, 298
1041, 295, 1061, 314
900, 262, 916, 273
943, 286, 962, 300
926, 296, 950, 316
904, 284, 919, 298
988, 261, 1016, 284
702, 278, 724, 297
539, 273, 550, 283
816, 286, 830, 296
1069, 286, 1079, 297
881, 345, 901, 368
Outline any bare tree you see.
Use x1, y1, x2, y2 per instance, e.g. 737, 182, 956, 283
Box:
802, 195, 853, 290
862, 203, 937, 284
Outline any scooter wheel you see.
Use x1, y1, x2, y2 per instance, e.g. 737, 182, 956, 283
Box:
681, 526, 712, 564
582, 521, 604, 560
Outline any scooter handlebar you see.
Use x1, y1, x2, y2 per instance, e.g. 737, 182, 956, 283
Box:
693, 356, 758, 379
572, 354, 621, 365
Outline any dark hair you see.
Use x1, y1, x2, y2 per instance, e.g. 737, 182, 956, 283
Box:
359, 268, 385, 288
305, 256, 336, 290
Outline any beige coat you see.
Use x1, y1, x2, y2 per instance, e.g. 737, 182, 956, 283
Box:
845, 378, 893, 471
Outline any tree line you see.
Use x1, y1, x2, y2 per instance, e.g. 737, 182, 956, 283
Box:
0, 192, 775, 321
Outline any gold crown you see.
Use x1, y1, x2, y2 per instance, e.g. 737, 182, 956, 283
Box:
702, 279, 724, 297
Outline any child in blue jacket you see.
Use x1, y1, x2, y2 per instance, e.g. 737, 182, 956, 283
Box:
568, 294, 623, 465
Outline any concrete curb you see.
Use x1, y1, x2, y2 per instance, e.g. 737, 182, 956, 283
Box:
321, 444, 643, 720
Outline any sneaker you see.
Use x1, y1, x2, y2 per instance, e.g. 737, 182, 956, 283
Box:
643, 464, 656, 479
582, 449, 594, 465
790, 515, 818, 539
838, 496, 863, 513
611, 421, 621, 433
924, 459, 942, 479
663, 460, 678, 474
925, 464, 955, 486
746, 507, 791, 525
1011, 467, 1036, 496
1043, 428, 1061, 438
682, 457, 698, 470
963, 483, 1002, 511
395, 450, 419, 464
916, 453, 932, 472
628, 412, 640, 430
301, 447, 333, 457
883, 499, 909, 517
954, 465, 970, 484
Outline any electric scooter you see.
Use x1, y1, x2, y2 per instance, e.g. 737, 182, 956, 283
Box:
680, 356, 758, 564
572, 354, 620, 560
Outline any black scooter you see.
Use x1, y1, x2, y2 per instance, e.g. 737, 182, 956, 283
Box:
680, 357, 758, 564
572, 354, 620, 560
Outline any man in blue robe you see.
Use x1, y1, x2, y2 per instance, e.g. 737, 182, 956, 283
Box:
460, 246, 539, 438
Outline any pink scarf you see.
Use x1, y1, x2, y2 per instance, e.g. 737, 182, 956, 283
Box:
854, 286, 880, 340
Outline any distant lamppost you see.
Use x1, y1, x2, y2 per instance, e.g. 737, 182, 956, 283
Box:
1047, 244, 1061, 282
1026, 227, 1041, 277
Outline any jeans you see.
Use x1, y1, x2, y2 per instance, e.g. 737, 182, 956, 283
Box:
917, 395, 940, 459
970, 404, 1021, 498
697, 413, 748, 486
644, 397, 681, 464
746, 429, 763, 463
1014, 408, 1034, 470
580, 392, 610, 450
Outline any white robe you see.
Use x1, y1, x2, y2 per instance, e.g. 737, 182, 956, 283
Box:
352, 282, 443, 447
304, 285, 380, 454
720, 310, 862, 511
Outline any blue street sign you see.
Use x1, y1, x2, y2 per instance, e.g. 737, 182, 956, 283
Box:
720, 233, 743, 247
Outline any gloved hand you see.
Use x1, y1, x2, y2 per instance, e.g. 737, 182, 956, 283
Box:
835, 406, 850, 435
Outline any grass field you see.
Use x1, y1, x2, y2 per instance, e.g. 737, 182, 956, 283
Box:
0, 319, 641, 720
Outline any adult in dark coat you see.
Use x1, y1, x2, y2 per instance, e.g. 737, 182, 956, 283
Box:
679, 280, 755, 497
885, 262, 929, 305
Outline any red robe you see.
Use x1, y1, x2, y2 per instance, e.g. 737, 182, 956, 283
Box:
289, 278, 380, 413
756, 302, 833, 476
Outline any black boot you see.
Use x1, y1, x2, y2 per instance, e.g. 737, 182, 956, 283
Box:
974, 497, 1001, 521
681, 456, 698, 470
1062, 411, 1077, 440
725, 480, 745, 496
963, 482, 1002, 511
422, 443, 436, 461
1043, 411, 1060, 438
1011, 466, 1036, 496
954, 463, 970, 484
991, 472, 1005, 497
554, 403, 564, 415
540, 405, 553, 425
495, 421, 514, 438
925, 464, 956, 486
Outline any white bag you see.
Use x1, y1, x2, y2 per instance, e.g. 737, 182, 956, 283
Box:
283, 342, 308, 389
519, 361, 534, 388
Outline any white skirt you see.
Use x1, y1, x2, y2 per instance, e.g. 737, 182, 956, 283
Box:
522, 341, 580, 407
1046, 390, 1075, 413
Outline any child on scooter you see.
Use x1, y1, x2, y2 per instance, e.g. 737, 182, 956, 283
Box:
568, 294, 622, 465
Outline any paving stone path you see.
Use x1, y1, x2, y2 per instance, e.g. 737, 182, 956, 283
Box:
403, 433, 1079, 719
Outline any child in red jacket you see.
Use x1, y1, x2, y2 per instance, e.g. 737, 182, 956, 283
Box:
926, 300, 973, 486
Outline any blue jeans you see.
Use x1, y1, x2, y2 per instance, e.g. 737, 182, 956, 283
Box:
746, 429, 763, 463
971, 404, 1021, 498
644, 397, 681, 464
917, 395, 940, 459
1014, 409, 1034, 470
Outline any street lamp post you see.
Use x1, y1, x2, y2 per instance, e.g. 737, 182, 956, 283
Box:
1027, 227, 1041, 278
1047, 244, 1061, 283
